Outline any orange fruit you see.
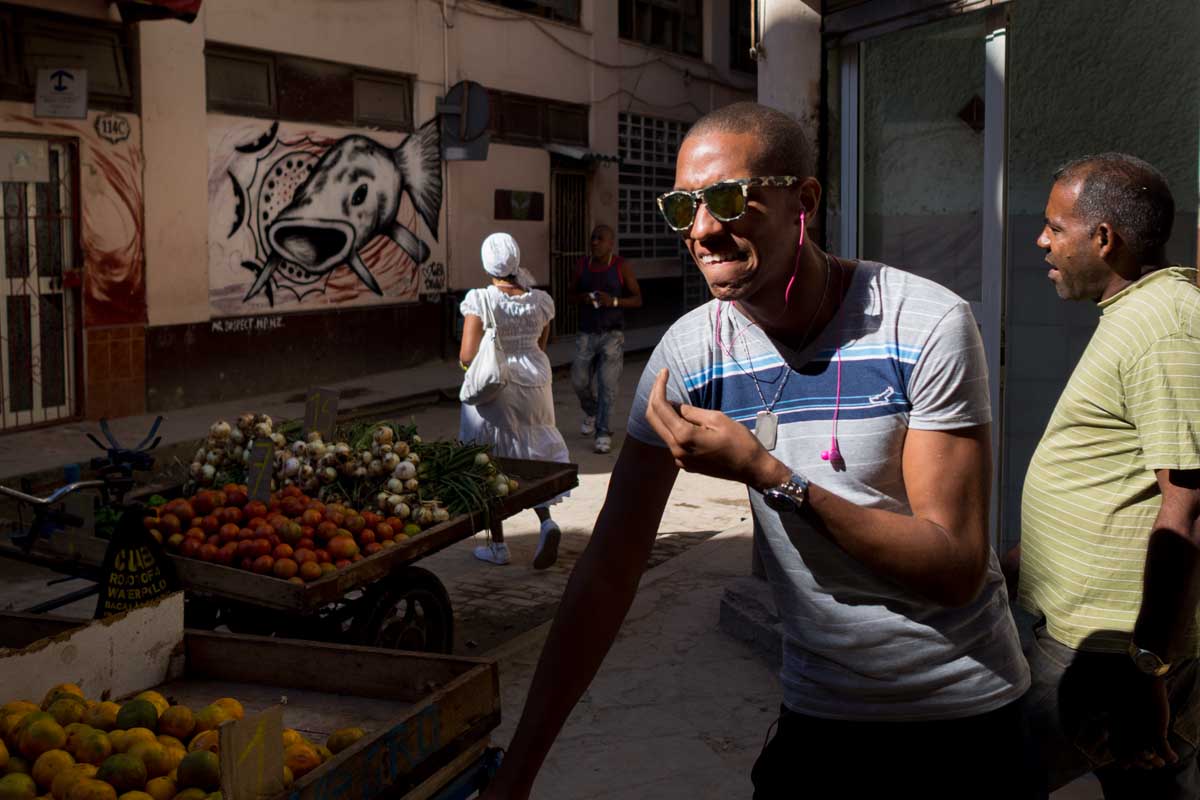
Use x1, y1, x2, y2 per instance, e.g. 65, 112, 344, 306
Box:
80, 705, 118, 734
18, 718, 66, 761
324, 728, 364, 755
0, 739, 7, 771
131, 695, 167, 720
279, 730, 303, 749
208, 701, 241, 724
71, 731, 110, 768
95, 753, 146, 793
282, 744, 319, 779
154, 708, 192, 744
116, 792, 154, 800
141, 776, 174, 800
31, 749, 74, 790
0, 706, 36, 720
125, 742, 170, 781
0, 772, 36, 799
188, 709, 227, 738
183, 732, 216, 756
40, 687, 83, 713
112, 730, 153, 756
49, 763, 96, 800
113, 702, 157, 734
64, 778, 116, 800
45, 701, 85, 729
174, 752, 218, 793
3, 755, 30, 776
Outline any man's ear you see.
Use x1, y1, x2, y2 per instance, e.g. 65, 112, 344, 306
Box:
799, 177, 822, 220
1094, 222, 1120, 260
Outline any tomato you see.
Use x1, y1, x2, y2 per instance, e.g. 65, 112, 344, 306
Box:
239, 556, 255, 571
315, 549, 331, 564
327, 535, 360, 561
159, 513, 182, 535
252, 538, 272, 558
220, 506, 243, 525
217, 542, 238, 565
299, 561, 323, 582
385, 517, 404, 530
334, 559, 352, 570
198, 543, 218, 562
272, 558, 298, 580
243, 500, 269, 520
316, 521, 339, 541
357, 529, 376, 546
219, 523, 241, 543
225, 488, 249, 508
165, 499, 196, 524
191, 492, 216, 516
273, 543, 294, 561
363, 542, 383, 556
293, 548, 316, 564
344, 515, 365, 534
200, 514, 222, 535
297, 537, 315, 551
181, 538, 202, 558
237, 527, 257, 542
325, 510, 345, 528
206, 534, 221, 547
252, 554, 275, 574
375, 523, 394, 541
185, 527, 206, 542
237, 539, 257, 559
166, 533, 185, 550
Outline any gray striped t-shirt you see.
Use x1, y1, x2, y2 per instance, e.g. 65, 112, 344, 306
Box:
628, 261, 1029, 720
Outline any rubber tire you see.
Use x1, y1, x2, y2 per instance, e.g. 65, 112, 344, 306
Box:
354, 566, 455, 653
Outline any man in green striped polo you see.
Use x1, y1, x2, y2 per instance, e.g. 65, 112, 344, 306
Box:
1020, 153, 1200, 798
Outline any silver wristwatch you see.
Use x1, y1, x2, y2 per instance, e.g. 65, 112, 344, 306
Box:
762, 473, 809, 515
1128, 641, 1171, 677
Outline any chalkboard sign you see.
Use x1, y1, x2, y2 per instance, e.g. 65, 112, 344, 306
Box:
94, 507, 179, 619
304, 386, 340, 441
246, 440, 274, 504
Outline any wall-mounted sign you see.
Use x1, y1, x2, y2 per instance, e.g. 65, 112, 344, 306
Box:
35, 68, 88, 120
95, 113, 132, 144
0, 139, 50, 183
494, 190, 545, 221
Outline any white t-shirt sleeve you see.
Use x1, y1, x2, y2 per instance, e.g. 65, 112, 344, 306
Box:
906, 301, 992, 430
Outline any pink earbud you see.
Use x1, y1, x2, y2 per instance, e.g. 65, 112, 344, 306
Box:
821, 344, 843, 463
821, 443, 840, 462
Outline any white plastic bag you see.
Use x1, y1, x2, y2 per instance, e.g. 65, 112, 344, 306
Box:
460, 290, 509, 405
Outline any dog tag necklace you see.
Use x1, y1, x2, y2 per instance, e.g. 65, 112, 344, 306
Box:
740, 253, 833, 451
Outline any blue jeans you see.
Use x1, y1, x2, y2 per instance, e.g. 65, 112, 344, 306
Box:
571, 330, 624, 437
1022, 619, 1200, 798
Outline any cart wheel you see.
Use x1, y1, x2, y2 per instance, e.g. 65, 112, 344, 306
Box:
356, 566, 454, 653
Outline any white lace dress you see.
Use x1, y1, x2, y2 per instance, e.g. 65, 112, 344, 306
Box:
459, 285, 570, 506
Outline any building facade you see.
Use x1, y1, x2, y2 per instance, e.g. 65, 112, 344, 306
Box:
758, 0, 1200, 545
0, 0, 755, 430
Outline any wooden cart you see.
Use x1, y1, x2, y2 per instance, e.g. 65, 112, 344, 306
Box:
0, 594, 503, 799
0, 457, 577, 653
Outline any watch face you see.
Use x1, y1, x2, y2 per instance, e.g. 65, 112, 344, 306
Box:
763, 490, 795, 514
1135, 651, 1165, 675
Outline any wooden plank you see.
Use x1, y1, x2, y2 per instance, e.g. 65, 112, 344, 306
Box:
288, 669, 500, 800
0, 611, 87, 650
0, 592, 184, 702
183, 630, 496, 704
398, 739, 488, 800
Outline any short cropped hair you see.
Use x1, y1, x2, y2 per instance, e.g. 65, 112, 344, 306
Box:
683, 101, 814, 180
1053, 153, 1175, 263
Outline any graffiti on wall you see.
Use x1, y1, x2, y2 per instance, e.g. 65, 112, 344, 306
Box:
8, 113, 146, 327
209, 117, 443, 314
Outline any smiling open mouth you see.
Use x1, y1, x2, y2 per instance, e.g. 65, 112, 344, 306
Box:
268, 218, 355, 273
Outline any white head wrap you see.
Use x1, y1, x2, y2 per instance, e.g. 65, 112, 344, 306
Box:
481, 233, 536, 289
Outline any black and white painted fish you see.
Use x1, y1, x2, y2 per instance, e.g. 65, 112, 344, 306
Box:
244, 118, 442, 302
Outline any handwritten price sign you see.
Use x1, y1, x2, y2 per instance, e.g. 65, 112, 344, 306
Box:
219, 704, 284, 800
247, 440, 274, 504
304, 386, 340, 442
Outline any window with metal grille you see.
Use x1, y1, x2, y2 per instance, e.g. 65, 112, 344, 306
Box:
488, 90, 589, 147
481, 0, 580, 25
205, 45, 414, 132
617, 112, 689, 260
0, 4, 135, 111
618, 0, 703, 59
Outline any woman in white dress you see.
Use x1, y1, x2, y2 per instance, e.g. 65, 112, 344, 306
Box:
459, 233, 570, 568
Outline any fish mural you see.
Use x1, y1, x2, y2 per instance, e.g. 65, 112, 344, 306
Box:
213, 117, 442, 309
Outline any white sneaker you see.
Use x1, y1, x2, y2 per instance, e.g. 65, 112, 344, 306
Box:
594, 435, 612, 454
533, 520, 561, 570
473, 542, 510, 565
581, 415, 596, 437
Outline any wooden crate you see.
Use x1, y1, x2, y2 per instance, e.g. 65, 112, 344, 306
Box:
4, 458, 576, 613
0, 594, 501, 799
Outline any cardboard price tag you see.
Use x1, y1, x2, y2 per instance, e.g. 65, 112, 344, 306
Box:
94, 508, 179, 619
304, 386, 340, 442
219, 704, 285, 800
247, 440, 275, 504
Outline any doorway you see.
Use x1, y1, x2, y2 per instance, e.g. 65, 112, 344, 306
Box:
549, 170, 588, 338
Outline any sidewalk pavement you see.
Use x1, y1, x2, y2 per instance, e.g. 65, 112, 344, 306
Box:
0, 325, 670, 483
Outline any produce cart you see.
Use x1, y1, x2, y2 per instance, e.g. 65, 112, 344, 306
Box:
0, 455, 576, 653
0, 593, 504, 799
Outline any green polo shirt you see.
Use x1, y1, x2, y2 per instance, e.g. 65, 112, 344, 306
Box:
1020, 266, 1200, 653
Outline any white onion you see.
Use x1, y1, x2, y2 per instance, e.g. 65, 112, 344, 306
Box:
210, 420, 232, 440
367, 459, 385, 477
432, 506, 450, 523
493, 477, 510, 497
382, 453, 400, 471
373, 426, 395, 446
393, 461, 416, 481
377, 492, 391, 510
386, 478, 403, 494
322, 466, 338, 483
474, 453, 490, 466
306, 431, 324, 444
205, 450, 221, 466
404, 478, 420, 492
201, 464, 216, 483
393, 441, 410, 457
283, 457, 301, 477
230, 428, 245, 445
194, 447, 206, 462
253, 422, 272, 438
392, 502, 410, 519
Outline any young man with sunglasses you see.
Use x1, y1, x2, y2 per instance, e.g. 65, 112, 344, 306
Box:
479, 102, 1030, 799
568, 224, 643, 454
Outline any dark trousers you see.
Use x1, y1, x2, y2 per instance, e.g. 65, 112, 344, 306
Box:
751, 700, 1038, 799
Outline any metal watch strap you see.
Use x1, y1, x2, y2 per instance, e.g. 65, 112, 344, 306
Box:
763, 472, 809, 514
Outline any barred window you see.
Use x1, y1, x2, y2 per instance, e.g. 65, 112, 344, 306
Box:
617, 112, 689, 260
